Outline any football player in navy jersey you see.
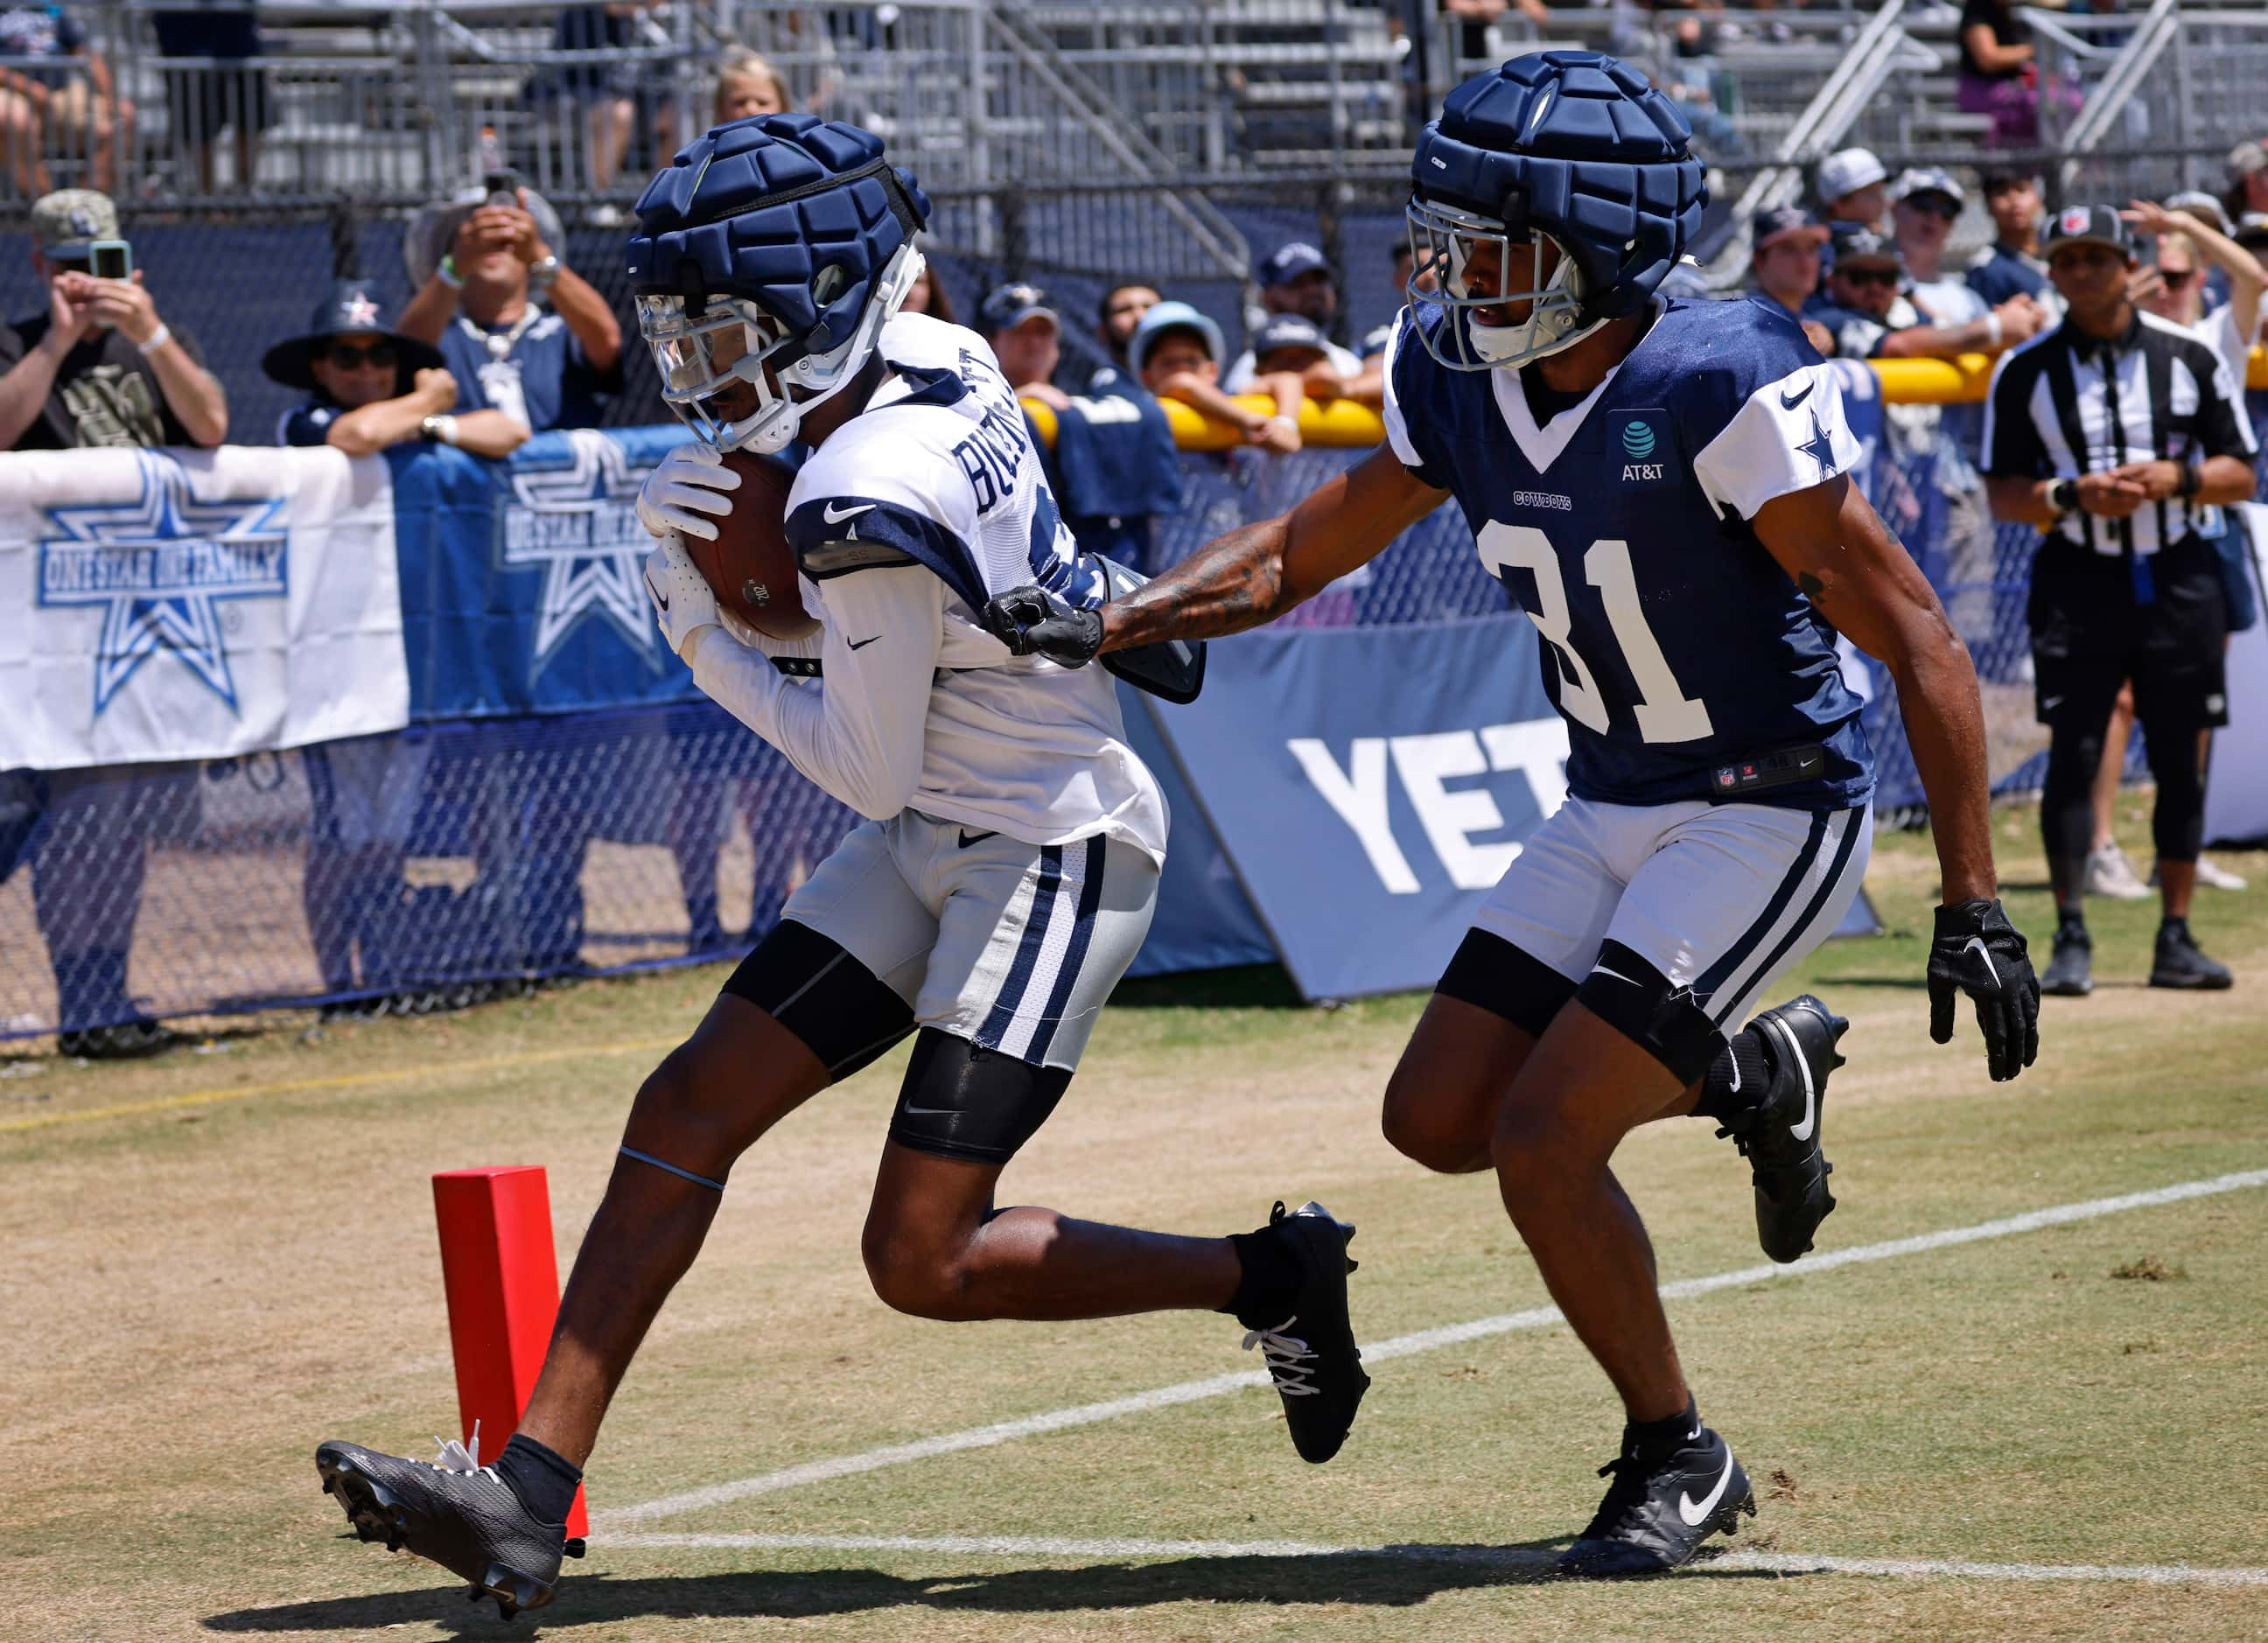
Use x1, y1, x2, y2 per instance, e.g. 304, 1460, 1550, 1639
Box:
987, 51, 2041, 1575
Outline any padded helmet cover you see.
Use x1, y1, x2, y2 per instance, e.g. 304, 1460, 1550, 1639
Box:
1411, 52, 1706, 320
626, 112, 931, 372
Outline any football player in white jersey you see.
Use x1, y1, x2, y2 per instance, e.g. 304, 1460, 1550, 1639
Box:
312, 116, 1366, 1620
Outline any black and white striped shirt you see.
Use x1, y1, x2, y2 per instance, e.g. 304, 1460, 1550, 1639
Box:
1980, 310, 2258, 556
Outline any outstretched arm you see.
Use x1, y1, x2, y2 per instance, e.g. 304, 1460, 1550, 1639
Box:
1753, 472, 2040, 1080
1096, 445, 1448, 652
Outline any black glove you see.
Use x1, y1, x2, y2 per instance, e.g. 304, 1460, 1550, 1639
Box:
981, 584, 1103, 667
1928, 898, 2040, 1083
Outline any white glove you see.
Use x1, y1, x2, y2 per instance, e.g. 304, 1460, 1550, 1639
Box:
637, 441, 742, 542
642, 530, 721, 661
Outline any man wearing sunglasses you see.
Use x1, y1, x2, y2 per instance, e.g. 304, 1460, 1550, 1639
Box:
262, 279, 527, 458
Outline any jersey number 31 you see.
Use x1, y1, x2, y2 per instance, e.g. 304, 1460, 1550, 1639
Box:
1478, 522, 1715, 745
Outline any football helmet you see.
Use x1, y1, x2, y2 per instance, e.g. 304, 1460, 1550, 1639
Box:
1406, 52, 1706, 372
626, 114, 932, 454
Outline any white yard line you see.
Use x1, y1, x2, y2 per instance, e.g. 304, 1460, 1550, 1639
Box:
598, 1531, 2268, 1588
599, 1166, 2268, 1528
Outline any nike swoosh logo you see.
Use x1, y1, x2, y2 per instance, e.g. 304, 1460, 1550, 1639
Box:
958, 829, 997, 848
1677, 1446, 1737, 1527
1590, 964, 1638, 986
644, 569, 668, 612
823, 500, 875, 525
1964, 934, 2001, 989
1761, 1013, 1816, 1141
849, 635, 881, 650
1780, 381, 1816, 410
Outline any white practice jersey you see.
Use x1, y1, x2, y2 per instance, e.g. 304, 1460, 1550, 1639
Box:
684, 312, 1168, 865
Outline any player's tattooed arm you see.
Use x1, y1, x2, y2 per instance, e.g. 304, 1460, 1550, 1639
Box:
1099, 447, 1447, 651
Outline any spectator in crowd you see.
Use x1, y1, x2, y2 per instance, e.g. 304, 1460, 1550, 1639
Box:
0, 1, 124, 195
713, 45, 788, 124
262, 278, 527, 458
1135, 298, 1302, 454
983, 280, 1180, 570
1969, 169, 2055, 313
1982, 206, 2258, 996
0, 191, 234, 1058
1096, 279, 1160, 372
397, 184, 622, 433
1957, 0, 2041, 149
899, 239, 956, 325
1743, 203, 1836, 355
979, 279, 1068, 410
0, 189, 227, 449
1223, 241, 1366, 397
1815, 148, 1889, 233
526, 4, 645, 200
1809, 221, 2041, 364
151, 4, 270, 193
1892, 169, 1984, 325
2222, 140, 2268, 233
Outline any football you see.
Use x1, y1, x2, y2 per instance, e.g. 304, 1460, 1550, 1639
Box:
682, 450, 819, 640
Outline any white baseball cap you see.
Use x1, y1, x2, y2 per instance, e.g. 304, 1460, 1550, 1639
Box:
1816, 148, 1888, 204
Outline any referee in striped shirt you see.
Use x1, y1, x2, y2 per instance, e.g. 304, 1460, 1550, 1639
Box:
1983, 205, 2259, 997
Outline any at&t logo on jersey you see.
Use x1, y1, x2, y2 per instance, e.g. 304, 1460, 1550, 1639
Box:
36, 451, 288, 716
1610, 409, 1675, 486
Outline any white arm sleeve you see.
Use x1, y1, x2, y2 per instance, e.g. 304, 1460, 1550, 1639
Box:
687, 565, 942, 821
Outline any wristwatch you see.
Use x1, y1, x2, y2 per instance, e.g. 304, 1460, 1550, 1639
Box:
528, 254, 560, 291
2048, 477, 2080, 515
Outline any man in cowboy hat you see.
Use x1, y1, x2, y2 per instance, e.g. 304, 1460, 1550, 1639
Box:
395, 182, 621, 433
264, 277, 527, 458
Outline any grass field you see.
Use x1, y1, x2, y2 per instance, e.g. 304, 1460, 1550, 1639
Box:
6, 806, 2266, 1641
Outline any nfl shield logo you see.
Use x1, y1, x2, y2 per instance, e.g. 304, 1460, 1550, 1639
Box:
2061, 207, 2091, 235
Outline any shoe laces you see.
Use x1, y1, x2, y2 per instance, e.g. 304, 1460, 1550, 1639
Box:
1242, 1316, 1319, 1396
428, 1422, 500, 1482
1582, 1452, 1654, 1537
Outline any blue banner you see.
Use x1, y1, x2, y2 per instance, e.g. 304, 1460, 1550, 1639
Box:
1147, 614, 1875, 1001
391, 427, 704, 719
1149, 616, 1570, 1000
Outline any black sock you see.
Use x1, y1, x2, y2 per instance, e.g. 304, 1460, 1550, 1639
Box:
2160, 915, 2190, 940
1623, 1397, 1702, 1464
2056, 904, 2088, 935
494, 1432, 581, 1526
1692, 1028, 1774, 1126
1222, 1226, 1303, 1328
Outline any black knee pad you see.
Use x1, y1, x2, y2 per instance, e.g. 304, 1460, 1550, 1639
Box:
889, 1029, 1072, 1166
1435, 927, 1577, 1039
1571, 940, 1723, 1087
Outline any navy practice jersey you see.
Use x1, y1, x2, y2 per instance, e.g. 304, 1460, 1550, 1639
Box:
1382, 297, 1876, 810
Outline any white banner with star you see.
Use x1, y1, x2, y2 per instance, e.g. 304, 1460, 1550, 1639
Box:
0, 444, 408, 771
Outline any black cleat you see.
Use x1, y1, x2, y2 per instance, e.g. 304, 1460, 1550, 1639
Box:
1239, 1200, 1369, 1464
1722, 995, 1847, 1263
1558, 1423, 1756, 1577
2150, 921, 2233, 990
2041, 926, 2094, 996
316, 1438, 581, 1619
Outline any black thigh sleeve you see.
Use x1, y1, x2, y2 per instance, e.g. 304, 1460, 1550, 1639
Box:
722, 919, 915, 1081
889, 1028, 1073, 1166
1434, 926, 1578, 1039
1571, 939, 1726, 1087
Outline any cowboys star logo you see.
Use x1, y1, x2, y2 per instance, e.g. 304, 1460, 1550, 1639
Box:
496, 429, 667, 682
343, 292, 382, 329
36, 451, 289, 715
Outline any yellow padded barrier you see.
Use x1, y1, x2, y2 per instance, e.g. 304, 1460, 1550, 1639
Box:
1020, 346, 2267, 450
